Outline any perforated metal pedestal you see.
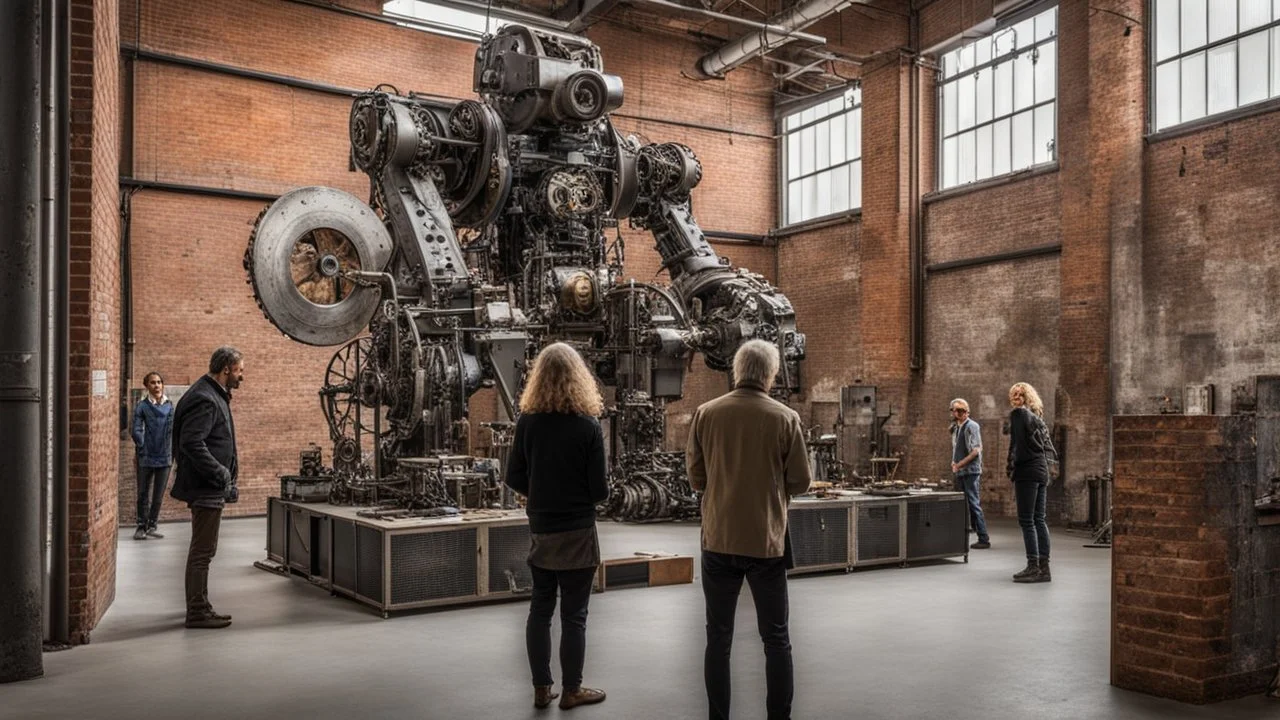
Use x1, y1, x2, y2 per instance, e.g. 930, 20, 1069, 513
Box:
787, 492, 969, 575
264, 498, 532, 615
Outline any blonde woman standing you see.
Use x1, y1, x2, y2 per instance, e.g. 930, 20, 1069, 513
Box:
1006, 382, 1052, 584
504, 343, 608, 711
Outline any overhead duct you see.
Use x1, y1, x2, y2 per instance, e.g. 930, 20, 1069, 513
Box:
697, 0, 865, 79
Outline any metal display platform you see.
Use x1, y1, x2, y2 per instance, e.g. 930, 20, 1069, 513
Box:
788, 491, 969, 575
260, 498, 532, 616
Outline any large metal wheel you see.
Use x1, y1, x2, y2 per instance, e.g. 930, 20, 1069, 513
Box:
320, 336, 381, 441
246, 186, 394, 346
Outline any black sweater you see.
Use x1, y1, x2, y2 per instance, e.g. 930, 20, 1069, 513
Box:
504, 412, 609, 534
1007, 406, 1049, 482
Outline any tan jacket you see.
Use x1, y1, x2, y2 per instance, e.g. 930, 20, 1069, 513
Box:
686, 382, 812, 558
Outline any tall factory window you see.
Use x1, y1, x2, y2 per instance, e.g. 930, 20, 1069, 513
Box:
936, 5, 1058, 190
383, 0, 505, 40
781, 87, 863, 227
1152, 0, 1280, 131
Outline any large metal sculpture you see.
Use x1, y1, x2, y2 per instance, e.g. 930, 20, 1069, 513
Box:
245, 25, 805, 521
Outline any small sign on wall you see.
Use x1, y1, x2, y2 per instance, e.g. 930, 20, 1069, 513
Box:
92, 370, 107, 397
1184, 384, 1215, 415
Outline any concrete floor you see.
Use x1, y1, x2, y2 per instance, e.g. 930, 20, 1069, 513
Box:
3, 518, 1276, 720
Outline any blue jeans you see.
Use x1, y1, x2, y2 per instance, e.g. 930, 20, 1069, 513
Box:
1014, 480, 1050, 560
954, 473, 988, 542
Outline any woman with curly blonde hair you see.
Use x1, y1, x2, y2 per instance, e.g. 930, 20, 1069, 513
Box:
505, 342, 608, 710
1006, 381, 1052, 584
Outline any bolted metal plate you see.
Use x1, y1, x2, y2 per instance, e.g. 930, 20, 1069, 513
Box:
246, 186, 393, 346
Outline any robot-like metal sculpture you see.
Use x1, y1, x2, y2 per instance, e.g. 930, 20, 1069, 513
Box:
246, 25, 804, 521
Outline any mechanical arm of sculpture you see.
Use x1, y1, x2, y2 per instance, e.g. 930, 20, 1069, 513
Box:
244, 24, 804, 521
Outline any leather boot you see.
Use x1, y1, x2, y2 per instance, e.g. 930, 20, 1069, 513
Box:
533, 686, 558, 709
559, 687, 606, 710
1035, 556, 1051, 583
1012, 557, 1041, 583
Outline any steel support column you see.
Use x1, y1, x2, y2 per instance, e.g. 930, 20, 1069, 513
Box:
0, 0, 48, 683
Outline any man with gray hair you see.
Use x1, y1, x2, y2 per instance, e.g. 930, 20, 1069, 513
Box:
170, 346, 244, 629
950, 397, 989, 549
687, 339, 812, 720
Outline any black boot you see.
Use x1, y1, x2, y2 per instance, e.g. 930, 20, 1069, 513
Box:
1035, 556, 1051, 583
1012, 557, 1040, 583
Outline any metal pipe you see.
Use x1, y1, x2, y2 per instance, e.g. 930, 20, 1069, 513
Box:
283, 0, 570, 33
924, 243, 1063, 274
40, 0, 70, 646
119, 177, 279, 202
697, 0, 863, 79
631, 0, 826, 45
123, 46, 363, 98
908, 21, 923, 371
0, 0, 47, 683
50, 0, 70, 648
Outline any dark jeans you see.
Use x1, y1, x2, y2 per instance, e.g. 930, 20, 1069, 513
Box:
1014, 480, 1050, 560
526, 564, 596, 689
702, 550, 793, 720
136, 464, 170, 530
185, 506, 223, 616
953, 473, 988, 542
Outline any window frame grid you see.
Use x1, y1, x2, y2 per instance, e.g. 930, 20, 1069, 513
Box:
779, 89, 864, 227
935, 9, 1060, 191
1149, 0, 1280, 133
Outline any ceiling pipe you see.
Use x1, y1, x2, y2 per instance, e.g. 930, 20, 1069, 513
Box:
697, 0, 868, 78
629, 0, 826, 45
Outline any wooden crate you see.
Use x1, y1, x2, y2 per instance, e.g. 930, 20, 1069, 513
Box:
594, 554, 694, 592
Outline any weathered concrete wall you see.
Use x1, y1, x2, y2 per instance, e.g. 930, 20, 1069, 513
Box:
1115, 112, 1280, 414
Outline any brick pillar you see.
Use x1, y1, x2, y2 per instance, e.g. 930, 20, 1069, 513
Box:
858, 55, 913, 457
67, 0, 120, 644
1111, 414, 1280, 703
1054, 0, 1144, 519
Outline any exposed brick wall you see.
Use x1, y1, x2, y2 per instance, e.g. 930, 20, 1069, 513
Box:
68, 0, 121, 644
1111, 414, 1280, 703
854, 54, 914, 457
919, 0, 995, 51
777, 220, 862, 419
915, 168, 1062, 514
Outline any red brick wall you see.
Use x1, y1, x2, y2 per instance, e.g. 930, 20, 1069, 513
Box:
1111, 414, 1279, 703
117, 0, 784, 525
68, 0, 121, 644
777, 221, 862, 419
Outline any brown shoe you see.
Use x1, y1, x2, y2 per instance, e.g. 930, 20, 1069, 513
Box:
533, 686, 558, 709
559, 687, 605, 710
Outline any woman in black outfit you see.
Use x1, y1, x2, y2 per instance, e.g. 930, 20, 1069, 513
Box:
1006, 382, 1052, 584
505, 342, 609, 711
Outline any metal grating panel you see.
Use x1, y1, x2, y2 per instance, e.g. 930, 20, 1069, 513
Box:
357, 525, 384, 602
332, 519, 356, 593
906, 499, 968, 559
268, 498, 287, 561
288, 508, 310, 572
487, 525, 533, 595
856, 503, 901, 562
389, 528, 477, 605
788, 506, 850, 568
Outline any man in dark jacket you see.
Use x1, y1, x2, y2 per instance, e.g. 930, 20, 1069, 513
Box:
170, 346, 243, 629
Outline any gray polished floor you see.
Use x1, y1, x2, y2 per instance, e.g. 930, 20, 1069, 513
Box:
3, 516, 1275, 719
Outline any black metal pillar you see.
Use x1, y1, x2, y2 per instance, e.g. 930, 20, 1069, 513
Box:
0, 0, 47, 683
